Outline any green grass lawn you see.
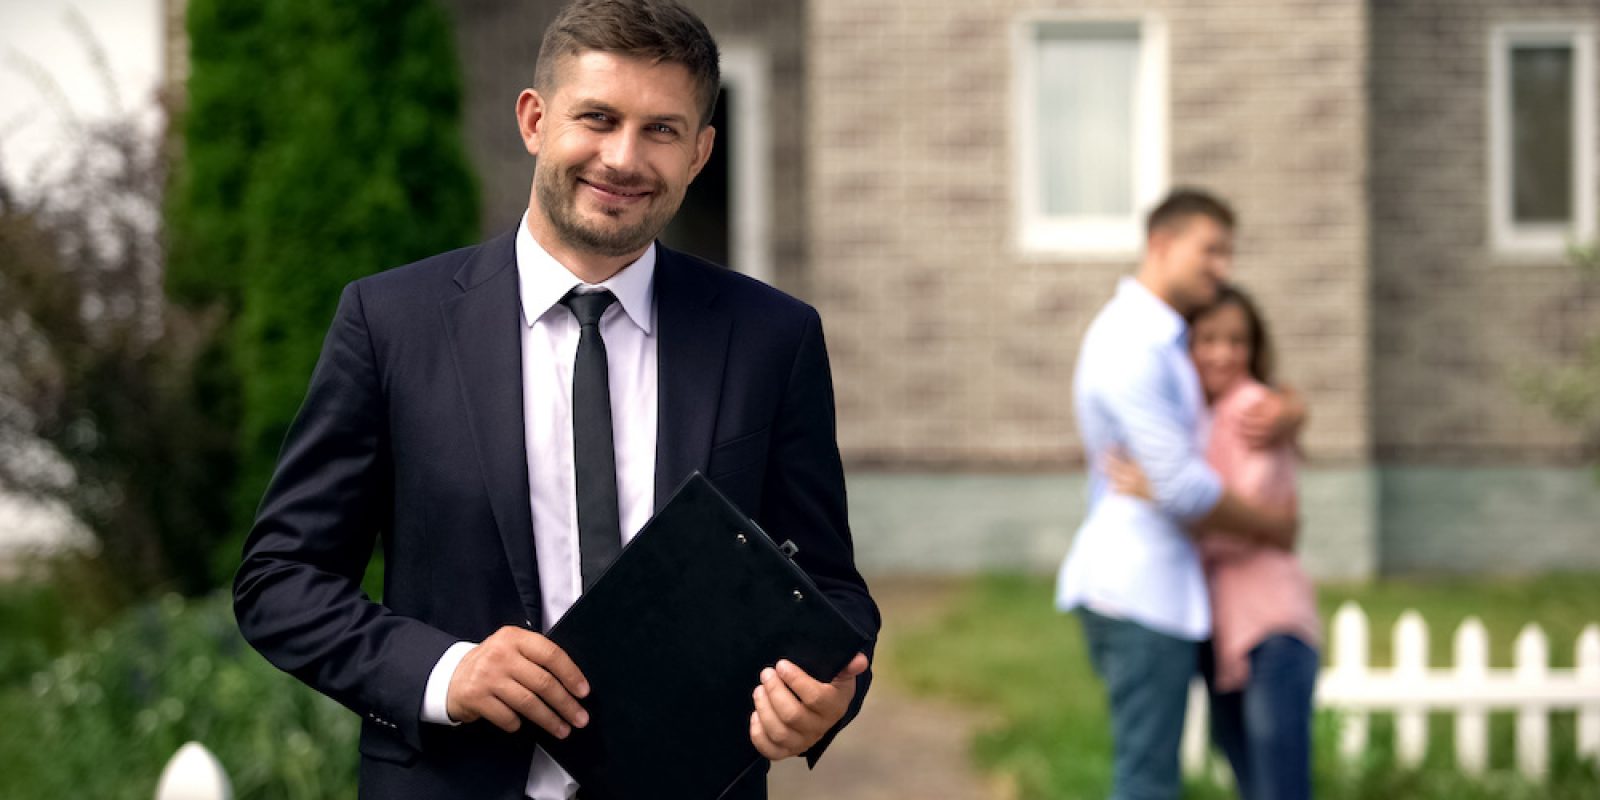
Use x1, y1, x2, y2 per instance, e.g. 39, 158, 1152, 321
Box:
887, 573, 1600, 800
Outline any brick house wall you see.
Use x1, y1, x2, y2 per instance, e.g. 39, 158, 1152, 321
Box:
1371, 0, 1600, 464
805, 0, 1379, 578
1370, 0, 1600, 573
810, 0, 1372, 469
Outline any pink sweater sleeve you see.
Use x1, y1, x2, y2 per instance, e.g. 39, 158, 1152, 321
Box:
1198, 380, 1319, 692
1200, 382, 1297, 558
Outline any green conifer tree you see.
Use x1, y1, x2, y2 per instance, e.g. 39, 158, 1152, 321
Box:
169, 0, 479, 579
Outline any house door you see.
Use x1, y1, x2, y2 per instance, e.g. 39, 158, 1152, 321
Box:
660, 45, 772, 283
661, 87, 731, 267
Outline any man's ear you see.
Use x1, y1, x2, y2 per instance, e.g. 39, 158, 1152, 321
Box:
688, 125, 716, 182
515, 89, 546, 157
1145, 226, 1173, 262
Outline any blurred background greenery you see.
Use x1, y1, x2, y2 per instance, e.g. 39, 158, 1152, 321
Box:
0, 0, 473, 795
891, 574, 1600, 800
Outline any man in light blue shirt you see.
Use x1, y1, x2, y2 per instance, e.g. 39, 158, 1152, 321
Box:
1057, 189, 1298, 800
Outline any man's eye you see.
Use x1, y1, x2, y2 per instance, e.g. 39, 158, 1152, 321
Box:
648, 123, 677, 136
581, 112, 611, 124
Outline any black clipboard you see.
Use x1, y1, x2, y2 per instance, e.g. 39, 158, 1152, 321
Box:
534, 472, 872, 799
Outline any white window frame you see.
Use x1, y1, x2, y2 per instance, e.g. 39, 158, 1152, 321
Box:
717, 43, 773, 284
1012, 14, 1169, 258
1488, 23, 1597, 256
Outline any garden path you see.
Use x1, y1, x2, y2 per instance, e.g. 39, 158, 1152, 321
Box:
768, 578, 1008, 800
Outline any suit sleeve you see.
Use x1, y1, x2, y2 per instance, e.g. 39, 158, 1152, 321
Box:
760, 307, 881, 767
233, 282, 456, 752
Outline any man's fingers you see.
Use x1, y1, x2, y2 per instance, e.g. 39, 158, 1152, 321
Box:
506, 658, 589, 729
754, 655, 869, 760
1101, 451, 1151, 498
476, 695, 523, 734
750, 711, 787, 760
748, 684, 812, 758
761, 667, 812, 727
1240, 395, 1288, 446
512, 633, 591, 698
752, 684, 803, 751
1240, 426, 1273, 449
445, 628, 589, 738
491, 681, 573, 738
835, 653, 870, 682
774, 655, 866, 709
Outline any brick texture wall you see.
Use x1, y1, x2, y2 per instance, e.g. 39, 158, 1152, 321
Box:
1371, 0, 1600, 463
810, 0, 1372, 468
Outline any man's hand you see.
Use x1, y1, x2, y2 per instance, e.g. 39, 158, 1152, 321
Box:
445, 626, 590, 738
1104, 448, 1153, 501
749, 653, 869, 761
1200, 490, 1299, 550
1240, 386, 1308, 449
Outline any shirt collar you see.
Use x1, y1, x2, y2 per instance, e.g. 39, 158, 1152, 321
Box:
515, 210, 656, 334
1115, 276, 1187, 346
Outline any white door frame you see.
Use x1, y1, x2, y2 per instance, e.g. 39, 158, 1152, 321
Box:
717, 43, 773, 284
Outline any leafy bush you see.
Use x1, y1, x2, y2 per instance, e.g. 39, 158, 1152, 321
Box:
0, 579, 74, 687
0, 593, 358, 799
0, 73, 235, 600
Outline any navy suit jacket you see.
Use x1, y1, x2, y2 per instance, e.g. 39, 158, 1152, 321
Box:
233, 230, 879, 799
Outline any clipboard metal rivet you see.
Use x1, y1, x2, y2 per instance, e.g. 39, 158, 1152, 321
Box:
735, 533, 748, 545
792, 589, 804, 602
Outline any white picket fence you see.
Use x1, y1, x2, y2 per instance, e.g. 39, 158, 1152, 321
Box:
1183, 602, 1600, 781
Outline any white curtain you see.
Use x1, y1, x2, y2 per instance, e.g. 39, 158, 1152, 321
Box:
1034, 23, 1139, 217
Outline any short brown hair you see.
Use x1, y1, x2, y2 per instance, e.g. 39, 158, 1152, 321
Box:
1146, 188, 1235, 238
535, 0, 721, 127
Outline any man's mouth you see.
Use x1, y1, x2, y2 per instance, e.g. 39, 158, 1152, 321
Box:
579, 177, 653, 203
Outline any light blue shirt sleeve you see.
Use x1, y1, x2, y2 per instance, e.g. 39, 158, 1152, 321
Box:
1095, 345, 1223, 522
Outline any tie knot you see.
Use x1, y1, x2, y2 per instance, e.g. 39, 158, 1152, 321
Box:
562, 289, 616, 328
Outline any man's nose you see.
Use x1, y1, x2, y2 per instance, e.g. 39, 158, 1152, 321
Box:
598, 130, 641, 171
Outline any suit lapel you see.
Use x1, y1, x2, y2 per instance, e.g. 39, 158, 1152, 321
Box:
440, 230, 544, 628
653, 246, 731, 511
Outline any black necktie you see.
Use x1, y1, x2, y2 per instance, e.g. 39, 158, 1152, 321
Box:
561, 289, 622, 592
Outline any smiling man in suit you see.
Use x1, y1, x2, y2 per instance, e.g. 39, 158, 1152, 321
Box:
232, 1, 879, 797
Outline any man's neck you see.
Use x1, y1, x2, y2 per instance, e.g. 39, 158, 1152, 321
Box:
1134, 267, 1185, 316
524, 214, 646, 285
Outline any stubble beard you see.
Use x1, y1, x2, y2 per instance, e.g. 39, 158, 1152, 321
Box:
535, 161, 676, 258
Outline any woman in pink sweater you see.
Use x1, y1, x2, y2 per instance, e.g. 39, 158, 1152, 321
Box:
1111, 285, 1319, 800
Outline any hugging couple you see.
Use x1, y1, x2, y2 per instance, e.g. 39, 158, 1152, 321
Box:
1059, 189, 1321, 800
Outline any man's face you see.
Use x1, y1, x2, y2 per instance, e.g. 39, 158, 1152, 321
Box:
1151, 215, 1234, 315
518, 51, 715, 259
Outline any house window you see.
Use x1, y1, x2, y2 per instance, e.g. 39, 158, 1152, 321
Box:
1015, 17, 1168, 257
1490, 25, 1597, 254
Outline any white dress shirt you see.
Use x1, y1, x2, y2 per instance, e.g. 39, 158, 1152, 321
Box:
420, 212, 659, 799
1055, 277, 1223, 641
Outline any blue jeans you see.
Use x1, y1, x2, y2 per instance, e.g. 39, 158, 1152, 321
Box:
1078, 609, 1198, 800
1201, 634, 1320, 800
